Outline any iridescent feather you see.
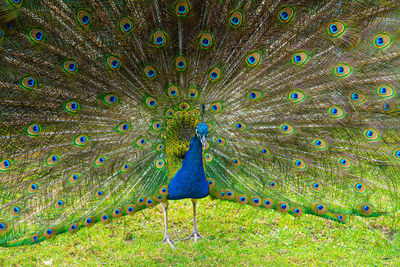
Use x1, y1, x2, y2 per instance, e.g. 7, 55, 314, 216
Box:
0, 0, 399, 247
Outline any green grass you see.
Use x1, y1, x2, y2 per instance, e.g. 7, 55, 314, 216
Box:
1, 198, 399, 266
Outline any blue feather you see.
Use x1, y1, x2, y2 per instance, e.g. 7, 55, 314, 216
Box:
168, 135, 209, 200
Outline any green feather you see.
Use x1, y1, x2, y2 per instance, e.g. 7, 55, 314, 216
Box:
0, 0, 400, 247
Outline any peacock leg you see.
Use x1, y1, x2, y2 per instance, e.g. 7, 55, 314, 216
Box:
157, 200, 176, 248
183, 199, 206, 242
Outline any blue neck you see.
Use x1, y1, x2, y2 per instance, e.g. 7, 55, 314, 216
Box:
167, 135, 209, 200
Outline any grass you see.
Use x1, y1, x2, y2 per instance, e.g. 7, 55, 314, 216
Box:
0, 197, 399, 266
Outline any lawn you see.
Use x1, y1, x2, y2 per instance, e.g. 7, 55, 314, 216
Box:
0, 197, 399, 266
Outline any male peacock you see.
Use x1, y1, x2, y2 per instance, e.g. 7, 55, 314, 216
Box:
0, 0, 400, 249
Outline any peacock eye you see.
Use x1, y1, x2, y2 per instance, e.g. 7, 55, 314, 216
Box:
29, 29, 45, 43
0, 158, 12, 171
278, 6, 295, 23
277, 202, 290, 213
77, 10, 92, 27
291, 51, 308, 65
289, 90, 305, 103
377, 85, 395, 98
280, 123, 294, 135
210, 102, 222, 113
153, 31, 167, 48
168, 84, 179, 98
338, 157, 352, 169
374, 33, 391, 49
144, 65, 157, 80
175, 56, 187, 72
145, 97, 157, 109
21, 76, 37, 90
74, 134, 88, 146
119, 17, 134, 34
188, 88, 198, 99
311, 181, 322, 191
95, 156, 107, 166
245, 51, 262, 67
199, 32, 213, 49
63, 60, 78, 73
47, 154, 60, 166
334, 63, 352, 77
106, 56, 121, 70
329, 105, 345, 118
103, 94, 118, 105
208, 66, 221, 82
327, 21, 346, 36
229, 10, 243, 28
176, 0, 190, 17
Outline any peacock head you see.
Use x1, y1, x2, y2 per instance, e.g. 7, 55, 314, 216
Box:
196, 122, 208, 149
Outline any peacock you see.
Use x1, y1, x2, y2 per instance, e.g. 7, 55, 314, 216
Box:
0, 0, 400, 249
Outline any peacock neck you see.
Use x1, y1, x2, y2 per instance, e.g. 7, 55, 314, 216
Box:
167, 135, 209, 200
182, 136, 204, 164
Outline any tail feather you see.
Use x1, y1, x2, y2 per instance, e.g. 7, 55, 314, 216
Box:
0, 0, 399, 247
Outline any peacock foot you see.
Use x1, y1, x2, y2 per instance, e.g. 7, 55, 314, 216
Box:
183, 230, 207, 243
156, 234, 176, 249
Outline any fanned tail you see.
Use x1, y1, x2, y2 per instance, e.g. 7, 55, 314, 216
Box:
0, 0, 399, 247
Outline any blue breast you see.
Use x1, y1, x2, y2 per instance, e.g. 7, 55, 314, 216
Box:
167, 135, 209, 200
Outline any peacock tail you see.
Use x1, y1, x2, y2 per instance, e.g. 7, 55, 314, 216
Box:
0, 0, 400, 247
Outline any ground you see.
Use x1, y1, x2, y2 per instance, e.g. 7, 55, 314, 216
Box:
0, 197, 399, 266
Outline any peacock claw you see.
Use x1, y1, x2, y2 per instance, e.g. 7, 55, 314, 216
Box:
157, 235, 176, 249
183, 230, 207, 243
